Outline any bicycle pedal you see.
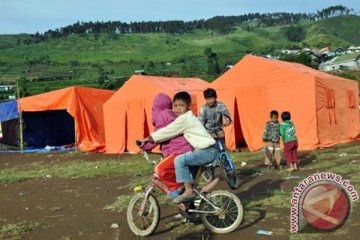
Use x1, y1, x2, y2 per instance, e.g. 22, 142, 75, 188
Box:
177, 203, 186, 211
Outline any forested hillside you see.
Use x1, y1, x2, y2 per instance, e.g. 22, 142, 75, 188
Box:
0, 5, 359, 99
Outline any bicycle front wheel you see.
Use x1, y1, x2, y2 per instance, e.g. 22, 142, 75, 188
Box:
220, 155, 239, 189
127, 193, 160, 237
200, 190, 243, 234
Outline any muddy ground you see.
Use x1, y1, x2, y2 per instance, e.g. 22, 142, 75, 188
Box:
0, 149, 359, 240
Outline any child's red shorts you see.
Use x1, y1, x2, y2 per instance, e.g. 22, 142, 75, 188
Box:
283, 140, 298, 165
155, 155, 181, 191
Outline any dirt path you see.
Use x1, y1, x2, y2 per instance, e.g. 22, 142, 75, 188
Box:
0, 150, 359, 239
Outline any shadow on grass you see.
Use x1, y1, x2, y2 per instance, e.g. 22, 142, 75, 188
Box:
173, 231, 214, 240
298, 151, 317, 167
150, 221, 186, 237
233, 178, 285, 231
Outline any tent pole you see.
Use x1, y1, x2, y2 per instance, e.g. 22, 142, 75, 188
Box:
74, 119, 77, 152
19, 112, 24, 152
16, 79, 24, 152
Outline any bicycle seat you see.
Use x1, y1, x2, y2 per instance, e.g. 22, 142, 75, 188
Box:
204, 159, 219, 168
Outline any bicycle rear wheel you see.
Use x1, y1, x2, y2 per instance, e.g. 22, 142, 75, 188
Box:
127, 193, 160, 236
220, 156, 239, 189
200, 190, 243, 234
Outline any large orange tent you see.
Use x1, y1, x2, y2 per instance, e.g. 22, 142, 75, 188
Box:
18, 86, 114, 152
104, 75, 209, 153
199, 54, 359, 151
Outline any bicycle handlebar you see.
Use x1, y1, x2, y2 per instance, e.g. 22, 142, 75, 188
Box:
142, 151, 158, 166
136, 140, 144, 147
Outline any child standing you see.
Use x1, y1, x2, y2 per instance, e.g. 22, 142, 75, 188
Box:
262, 110, 281, 169
138, 91, 217, 203
199, 88, 232, 144
280, 111, 298, 171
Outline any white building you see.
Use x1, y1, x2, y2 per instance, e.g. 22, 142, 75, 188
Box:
0, 85, 15, 92
319, 53, 360, 72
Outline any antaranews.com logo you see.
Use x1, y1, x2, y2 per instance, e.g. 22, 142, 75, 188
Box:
290, 172, 358, 233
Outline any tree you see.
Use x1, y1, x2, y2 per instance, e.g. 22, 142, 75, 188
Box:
280, 52, 314, 68
187, 59, 200, 76
284, 25, 305, 42
204, 48, 220, 75
16, 77, 29, 97
43, 86, 50, 93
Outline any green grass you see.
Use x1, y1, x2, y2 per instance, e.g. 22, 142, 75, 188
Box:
0, 155, 153, 184
1, 141, 359, 238
103, 195, 134, 212
248, 189, 291, 208
0, 221, 39, 240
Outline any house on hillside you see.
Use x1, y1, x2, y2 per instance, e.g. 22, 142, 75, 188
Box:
319, 53, 360, 72
347, 46, 360, 53
280, 49, 301, 55
0, 85, 15, 92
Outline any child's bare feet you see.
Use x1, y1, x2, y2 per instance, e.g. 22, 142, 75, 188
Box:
286, 163, 295, 172
294, 163, 298, 171
201, 177, 219, 193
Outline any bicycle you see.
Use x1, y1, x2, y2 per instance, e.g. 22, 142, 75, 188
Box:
127, 149, 244, 237
201, 132, 239, 190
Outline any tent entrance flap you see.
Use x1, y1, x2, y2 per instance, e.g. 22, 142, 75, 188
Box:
234, 100, 246, 148
236, 86, 270, 151
1, 119, 20, 146
23, 110, 75, 148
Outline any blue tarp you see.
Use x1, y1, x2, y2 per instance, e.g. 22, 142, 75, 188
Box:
0, 146, 75, 153
0, 100, 19, 122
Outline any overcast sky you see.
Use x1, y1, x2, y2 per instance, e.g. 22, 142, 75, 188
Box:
1, 0, 360, 34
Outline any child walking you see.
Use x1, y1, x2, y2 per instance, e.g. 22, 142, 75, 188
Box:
280, 111, 298, 171
262, 110, 281, 169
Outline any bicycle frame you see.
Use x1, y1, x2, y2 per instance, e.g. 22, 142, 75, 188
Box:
210, 138, 236, 172
137, 172, 221, 217
129, 143, 243, 236
218, 150, 236, 172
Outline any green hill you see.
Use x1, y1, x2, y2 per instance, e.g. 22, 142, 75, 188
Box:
0, 15, 360, 99
303, 15, 360, 47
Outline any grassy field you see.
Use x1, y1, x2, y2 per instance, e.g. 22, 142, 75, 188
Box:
0, 15, 360, 98
0, 141, 359, 239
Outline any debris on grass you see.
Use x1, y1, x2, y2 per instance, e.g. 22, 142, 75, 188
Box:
256, 229, 274, 235
250, 171, 263, 177
110, 223, 119, 229
283, 175, 300, 180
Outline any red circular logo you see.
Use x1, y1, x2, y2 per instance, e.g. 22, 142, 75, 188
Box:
301, 182, 350, 230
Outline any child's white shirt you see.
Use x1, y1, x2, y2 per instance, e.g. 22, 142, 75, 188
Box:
151, 111, 215, 149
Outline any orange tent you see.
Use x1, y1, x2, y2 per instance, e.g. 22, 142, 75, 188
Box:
104, 75, 209, 153
18, 86, 114, 152
199, 54, 360, 151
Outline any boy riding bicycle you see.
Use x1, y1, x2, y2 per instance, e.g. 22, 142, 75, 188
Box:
199, 88, 232, 145
141, 93, 194, 198
137, 91, 217, 204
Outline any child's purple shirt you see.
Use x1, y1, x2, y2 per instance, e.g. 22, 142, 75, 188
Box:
143, 93, 193, 156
